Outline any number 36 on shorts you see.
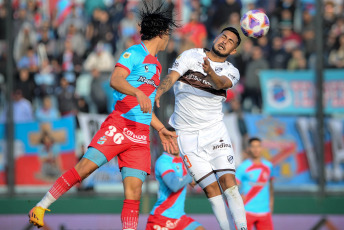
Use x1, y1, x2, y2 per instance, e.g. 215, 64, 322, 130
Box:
105, 126, 124, 144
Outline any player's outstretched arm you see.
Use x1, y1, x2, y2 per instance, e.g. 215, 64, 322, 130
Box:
202, 57, 233, 90
110, 66, 152, 113
155, 70, 181, 108
162, 172, 193, 192
151, 113, 178, 154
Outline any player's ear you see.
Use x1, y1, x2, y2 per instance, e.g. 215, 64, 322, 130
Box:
230, 48, 237, 55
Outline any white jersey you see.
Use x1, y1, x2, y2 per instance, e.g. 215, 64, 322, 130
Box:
169, 48, 240, 131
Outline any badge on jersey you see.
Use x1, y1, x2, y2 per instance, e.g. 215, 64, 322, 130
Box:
123, 52, 131, 59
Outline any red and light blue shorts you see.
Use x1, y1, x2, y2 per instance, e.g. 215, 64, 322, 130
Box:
246, 212, 273, 230
146, 214, 202, 230
87, 111, 151, 174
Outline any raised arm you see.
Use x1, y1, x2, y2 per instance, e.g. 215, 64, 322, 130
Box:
110, 67, 152, 113
202, 57, 233, 90
155, 70, 181, 108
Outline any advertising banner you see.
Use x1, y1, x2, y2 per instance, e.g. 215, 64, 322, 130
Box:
244, 114, 344, 191
260, 70, 344, 115
0, 116, 76, 187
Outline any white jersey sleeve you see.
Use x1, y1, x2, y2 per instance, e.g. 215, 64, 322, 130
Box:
170, 50, 193, 76
226, 65, 240, 88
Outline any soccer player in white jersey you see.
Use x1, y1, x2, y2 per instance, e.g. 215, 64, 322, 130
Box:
155, 27, 247, 230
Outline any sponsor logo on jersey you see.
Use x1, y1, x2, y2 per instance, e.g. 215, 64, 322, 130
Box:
172, 61, 179, 68
215, 67, 223, 73
137, 76, 158, 88
227, 155, 234, 164
97, 136, 108, 145
144, 65, 149, 72
185, 73, 212, 86
213, 141, 231, 150
123, 52, 131, 58
122, 128, 147, 144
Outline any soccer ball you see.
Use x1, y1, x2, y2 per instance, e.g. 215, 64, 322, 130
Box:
240, 10, 270, 38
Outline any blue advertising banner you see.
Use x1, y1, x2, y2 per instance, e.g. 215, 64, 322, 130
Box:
0, 116, 76, 186
244, 114, 344, 191
259, 70, 344, 114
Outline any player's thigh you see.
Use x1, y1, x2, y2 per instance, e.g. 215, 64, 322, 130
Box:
208, 122, 236, 185
256, 213, 273, 230
246, 213, 258, 230
88, 122, 129, 161
118, 141, 151, 175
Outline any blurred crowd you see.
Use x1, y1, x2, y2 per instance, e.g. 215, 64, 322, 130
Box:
0, 0, 344, 122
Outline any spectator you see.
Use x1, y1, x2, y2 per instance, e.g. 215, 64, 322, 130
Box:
242, 46, 269, 112
1, 89, 34, 123
76, 97, 89, 113
90, 68, 108, 114
328, 33, 344, 68
14, 22, 37, 62
38, 24, 57, 59
287, 48, 307, 70
211, 0, 241, 31
16, 68, 36, 102
58, 39, 82, 75
36, 96, 60, 122
17, 46, 40, 74
90, 10, 113, 51
234, 39, 253, 78
179, 11, 207, 49
83, 42, 115, 72
63, 24, 87, 57
268, 36, 289, 69
55, 77, 76, 116
280, 23, 302, 53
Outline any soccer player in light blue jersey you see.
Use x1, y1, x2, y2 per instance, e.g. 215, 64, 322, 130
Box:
29, 2, 179, 229
146, 128, 205, 230
236, 137, 274, 230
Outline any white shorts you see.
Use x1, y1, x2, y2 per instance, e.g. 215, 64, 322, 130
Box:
176, 121, 236, 189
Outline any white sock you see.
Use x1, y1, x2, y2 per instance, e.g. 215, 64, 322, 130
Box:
208, 195, 235, 230
224, 185, 247, 230
222, 194, 236, 230
36, 192, 56, 209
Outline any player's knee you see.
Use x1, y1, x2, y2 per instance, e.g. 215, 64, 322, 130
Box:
74, 158, 99, 180
203, 182, 222, 198
219, 173, 236, 190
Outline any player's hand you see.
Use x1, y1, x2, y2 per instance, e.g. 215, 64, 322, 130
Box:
202, 57, 213, 75
189, 180, 196, 188
135, 90, 152, 113
158, 128, 178, 154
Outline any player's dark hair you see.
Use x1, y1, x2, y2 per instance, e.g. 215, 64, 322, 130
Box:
221, 27, 241, 46
138, 1, 179, 41
248, 137, 261, 145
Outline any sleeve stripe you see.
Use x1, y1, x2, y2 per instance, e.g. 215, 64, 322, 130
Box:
161, 169, 175, 177
115, 63, 131, 74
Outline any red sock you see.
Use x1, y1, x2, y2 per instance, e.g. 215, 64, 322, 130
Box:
48, 168, 81, 199
121, 199, 140, 230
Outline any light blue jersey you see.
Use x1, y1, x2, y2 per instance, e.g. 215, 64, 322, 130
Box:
114, 42, 161, 125
151, 153, 191, 219
236, 159, 274, 214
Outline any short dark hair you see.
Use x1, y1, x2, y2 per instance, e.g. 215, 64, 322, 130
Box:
139, 1, 179, 41
248, 137, 261, 145
221, 27, 241, 46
